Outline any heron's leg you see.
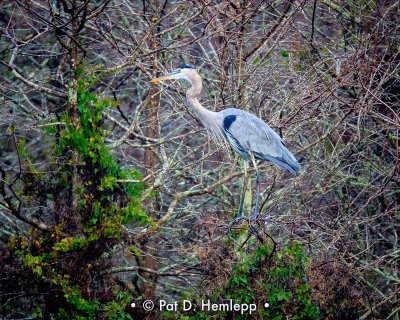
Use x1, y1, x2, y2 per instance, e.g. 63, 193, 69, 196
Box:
237, 161, 248, 219
249, 151, 260, 220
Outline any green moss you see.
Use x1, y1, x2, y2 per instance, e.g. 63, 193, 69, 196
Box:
174, 241, 320, 320
6, 64, 150, 319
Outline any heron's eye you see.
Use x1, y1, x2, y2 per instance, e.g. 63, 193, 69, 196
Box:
178, 69, 181, 72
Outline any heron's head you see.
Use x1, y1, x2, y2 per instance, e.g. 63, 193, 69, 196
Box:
150, 65, 197, 83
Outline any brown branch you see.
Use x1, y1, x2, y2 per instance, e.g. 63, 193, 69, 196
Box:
106, 265, 199, 277
0, 164, 53, 233
0, 60, 67, 99
244, 0, 294, 61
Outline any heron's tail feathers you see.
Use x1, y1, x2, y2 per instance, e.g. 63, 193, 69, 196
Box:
256, 150, 299, 174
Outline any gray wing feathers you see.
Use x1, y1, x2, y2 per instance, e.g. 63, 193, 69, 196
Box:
221, 109, 299, 173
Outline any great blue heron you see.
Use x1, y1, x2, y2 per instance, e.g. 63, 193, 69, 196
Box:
150, 65, 299, 223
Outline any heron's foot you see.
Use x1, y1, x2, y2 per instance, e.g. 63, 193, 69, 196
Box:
228, 214, 258, 231
229, 215, 245, 225
250, 210, 259, 221
228, 216, 244, 232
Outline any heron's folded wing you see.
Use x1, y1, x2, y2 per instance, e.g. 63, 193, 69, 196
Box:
228, 113, 283, 157
227, 112, 299, 173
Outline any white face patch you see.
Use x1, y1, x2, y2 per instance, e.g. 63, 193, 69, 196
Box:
174, 69, 192, 82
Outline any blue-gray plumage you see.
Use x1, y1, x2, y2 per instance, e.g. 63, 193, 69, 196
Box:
220, 108, 299, 174
150, 66, 299, 223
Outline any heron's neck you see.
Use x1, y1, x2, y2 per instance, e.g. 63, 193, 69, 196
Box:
186, 76, 217, 124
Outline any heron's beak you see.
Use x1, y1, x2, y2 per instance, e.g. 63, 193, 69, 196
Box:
150, 71, 178, 83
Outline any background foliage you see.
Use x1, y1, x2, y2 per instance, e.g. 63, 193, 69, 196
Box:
1, 0, 399, 319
